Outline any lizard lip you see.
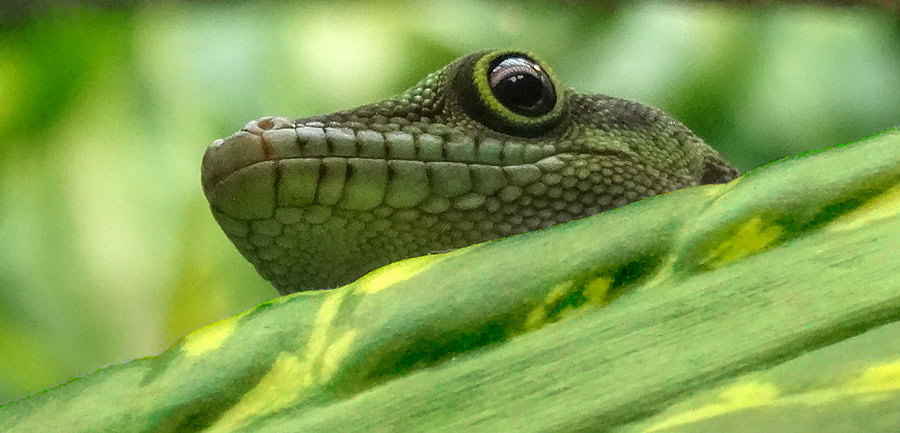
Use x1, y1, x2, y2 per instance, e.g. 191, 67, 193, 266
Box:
201, 116, 296, 199
201, 116, 564, 221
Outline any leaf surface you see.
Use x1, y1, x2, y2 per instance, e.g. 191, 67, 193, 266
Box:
2, 129, 899, 432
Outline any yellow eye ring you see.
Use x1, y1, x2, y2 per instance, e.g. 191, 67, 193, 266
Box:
454, 50, 565, 137
474, 51, 564, 124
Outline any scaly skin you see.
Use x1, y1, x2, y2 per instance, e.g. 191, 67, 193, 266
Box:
201, 50, 738, 294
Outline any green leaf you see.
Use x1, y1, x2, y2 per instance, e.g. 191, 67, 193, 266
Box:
2, 128, 899, 432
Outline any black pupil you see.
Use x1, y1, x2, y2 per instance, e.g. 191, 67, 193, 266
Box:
494, 75, 543, 108
489, 56, 555, 116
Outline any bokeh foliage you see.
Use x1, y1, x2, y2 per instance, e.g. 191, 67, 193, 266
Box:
0, 0, 898, 405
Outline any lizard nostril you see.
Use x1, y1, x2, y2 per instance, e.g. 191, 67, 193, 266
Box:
243, 117, 295, 135
257, 118, 275, 130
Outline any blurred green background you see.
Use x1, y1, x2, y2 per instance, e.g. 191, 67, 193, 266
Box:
0, 0, 898, 405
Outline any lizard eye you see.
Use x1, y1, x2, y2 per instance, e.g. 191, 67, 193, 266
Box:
488, 56, 556, 117
453, 51, 565, 137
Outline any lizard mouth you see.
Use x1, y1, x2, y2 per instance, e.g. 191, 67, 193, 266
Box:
200, 115, 720, 293
201, 116, 564, 221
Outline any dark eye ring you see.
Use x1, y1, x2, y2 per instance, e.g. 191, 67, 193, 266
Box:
488, 56, 556, 117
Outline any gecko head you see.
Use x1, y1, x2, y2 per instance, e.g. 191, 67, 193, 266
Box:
201, 50, 737, 294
